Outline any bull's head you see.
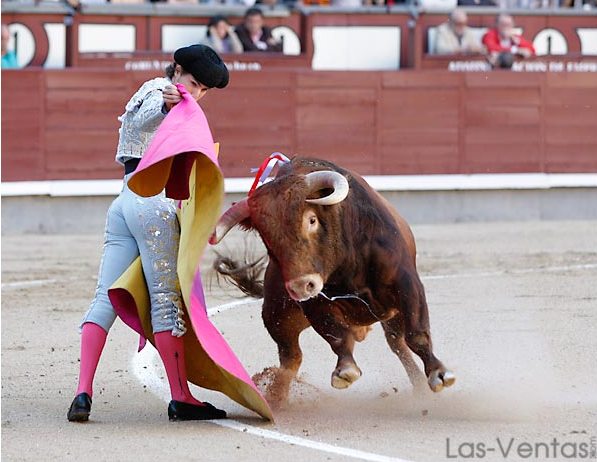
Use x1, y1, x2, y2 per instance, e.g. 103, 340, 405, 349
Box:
209, 170, 349, 302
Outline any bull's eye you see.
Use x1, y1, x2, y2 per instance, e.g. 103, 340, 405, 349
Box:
303, 211, 319, 236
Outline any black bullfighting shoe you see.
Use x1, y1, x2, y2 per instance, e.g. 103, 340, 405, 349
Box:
67, 393, 92, 422
167, 400, 227, 421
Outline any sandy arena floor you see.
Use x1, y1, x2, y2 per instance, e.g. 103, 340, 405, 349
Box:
2, 221, 597, 462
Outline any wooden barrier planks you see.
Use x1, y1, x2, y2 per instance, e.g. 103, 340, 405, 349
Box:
543, 73, 597, 173
1, 69, 596, 182
43, 70, 130, 179
1, 70, 46, 181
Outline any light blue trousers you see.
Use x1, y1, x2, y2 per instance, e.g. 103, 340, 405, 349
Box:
81, 175, 186, 336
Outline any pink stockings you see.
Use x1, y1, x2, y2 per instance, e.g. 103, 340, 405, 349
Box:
76, 323, 202, 405
154, 331, 204, 406
76, 322, 108, 397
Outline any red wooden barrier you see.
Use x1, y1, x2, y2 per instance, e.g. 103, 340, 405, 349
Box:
2, 68, 596, 182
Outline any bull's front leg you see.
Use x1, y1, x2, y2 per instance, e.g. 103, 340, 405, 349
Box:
257, 296, 310, 407
256, 262, 311, 408
301, 300, 362, 389
396, 270, 456, 393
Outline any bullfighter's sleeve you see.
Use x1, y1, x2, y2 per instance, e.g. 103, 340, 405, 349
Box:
130, 89, 168, 134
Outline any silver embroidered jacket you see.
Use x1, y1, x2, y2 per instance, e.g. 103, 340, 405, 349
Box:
115, 77, 171, 165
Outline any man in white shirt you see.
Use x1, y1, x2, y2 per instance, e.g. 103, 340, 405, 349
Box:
433, 9, 483, 55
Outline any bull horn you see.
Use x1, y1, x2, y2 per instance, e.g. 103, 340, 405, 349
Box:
209, 198, 250, 245
304, 171, 349, 206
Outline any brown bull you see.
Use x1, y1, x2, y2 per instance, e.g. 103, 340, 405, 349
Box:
210, 157, 455, 405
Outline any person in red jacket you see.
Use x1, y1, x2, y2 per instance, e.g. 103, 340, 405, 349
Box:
482, 14, 535, 68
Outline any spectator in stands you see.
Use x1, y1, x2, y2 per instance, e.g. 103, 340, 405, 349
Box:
235, 8, 283, 52
202, 15, 243, 54
256, 0, 279, 6
561, 0, 596, 8
458, 0, 497, 5
220, 0, 259, 5
433, 9, 483, 55
482, 14, 535, 67
332, 0, 363, 6
1, 24, 18, 69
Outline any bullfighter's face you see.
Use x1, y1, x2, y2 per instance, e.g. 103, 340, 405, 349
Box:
172, 65, 210, 102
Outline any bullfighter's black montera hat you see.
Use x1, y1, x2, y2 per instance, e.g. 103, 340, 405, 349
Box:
174, 44, 229, 89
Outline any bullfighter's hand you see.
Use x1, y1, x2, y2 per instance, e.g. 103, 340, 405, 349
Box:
163, 85, 183, 111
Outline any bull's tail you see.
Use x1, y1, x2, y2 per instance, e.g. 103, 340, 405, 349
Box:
213, 252, 267, 299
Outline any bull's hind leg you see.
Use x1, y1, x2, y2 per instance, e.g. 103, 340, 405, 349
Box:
302, 301, 362, 390
398, 271, 456, 393
381, 320, 427, 393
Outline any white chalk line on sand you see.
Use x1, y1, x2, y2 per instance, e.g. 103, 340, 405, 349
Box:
422, 262, 597, 281
1, 278, 57, 289
131, 259, 597, 461
211, 420, 406, 462
206, 297, 261, 316
1, 274, 85, 290
4, 261, 596, 292
131, 260, 597, 461
2, 262, 594, 458
130, 260, 597, 461
131, 342, 408, 462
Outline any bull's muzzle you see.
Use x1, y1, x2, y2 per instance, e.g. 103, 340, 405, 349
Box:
285, 274, 324, 302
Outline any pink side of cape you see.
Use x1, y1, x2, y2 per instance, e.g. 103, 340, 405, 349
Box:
111, 84, 262, 397
108, 288, 147, 351
136, 84, 218, 169
189, 271, 259, 389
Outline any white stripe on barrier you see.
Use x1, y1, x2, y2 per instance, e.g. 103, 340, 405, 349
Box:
2, 173, 597, 197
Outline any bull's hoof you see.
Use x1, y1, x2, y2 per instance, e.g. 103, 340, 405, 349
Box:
252, 367, 294, 409
427, 369, 456, 393
331, 365, 362, 389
